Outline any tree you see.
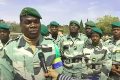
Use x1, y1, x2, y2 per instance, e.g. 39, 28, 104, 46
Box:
6, 21, 21, 33
63, 25, 69, 34
96, 15, 119, 34
80, 20, 85, 33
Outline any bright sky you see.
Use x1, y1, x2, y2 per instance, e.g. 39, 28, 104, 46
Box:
0, 0, 120, 25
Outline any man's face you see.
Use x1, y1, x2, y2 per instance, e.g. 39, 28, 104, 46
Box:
69, 23, 79, 33
0, 29, 10, 41
50, 26, 59, 35
85, 26, 92, 35
112, 27, 120, 39
91, 33, 100, 44
20, 16, 40, 39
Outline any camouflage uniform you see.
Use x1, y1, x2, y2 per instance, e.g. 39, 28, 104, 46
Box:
0, 23, 14, 80
0, 50, 14, 80
46, 21, 64, 74
47, 34, 63, 49
4, 35, 63, 80
61, 33, 88, 79
104, 38, 120, 80
44, 34, 64, 73
83, 40, 112, 80
2, 7, 63, 80
48, 21, 64, 49
83, 27, 112, 80
0, 42, 14, 80
104, 22, 120, 80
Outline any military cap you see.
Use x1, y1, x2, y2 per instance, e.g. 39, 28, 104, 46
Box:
40, 24, 49, 36
111, 22, 120, 28
85, 21, 96, 27
69, 20, 80, 28
49, 21, 59, 27
0, 23, 10, 30
20, 7, 42, 19
92, 27, 102, 37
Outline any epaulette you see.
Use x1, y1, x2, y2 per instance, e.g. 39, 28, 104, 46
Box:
44, 36, 53, 40
5, 37, 19, 46
11, 36, 20, 41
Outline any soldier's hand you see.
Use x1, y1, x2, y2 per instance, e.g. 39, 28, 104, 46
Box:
111, 65, 116, 71
118, 65, 120, 74
44, 68, 59, 80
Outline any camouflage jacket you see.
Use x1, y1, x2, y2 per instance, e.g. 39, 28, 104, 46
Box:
47, 34, 64, 49
3, 35, 63, 80
104, 38, 120, 62
0, 39, 14, 80
61, 33, 88, 58
83, 40, 112, 80
60, 33, 88, 73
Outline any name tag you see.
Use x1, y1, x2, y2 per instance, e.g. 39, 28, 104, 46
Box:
41, 45, 52, 52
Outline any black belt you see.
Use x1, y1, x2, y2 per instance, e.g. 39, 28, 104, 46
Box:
63, 58, 82, 64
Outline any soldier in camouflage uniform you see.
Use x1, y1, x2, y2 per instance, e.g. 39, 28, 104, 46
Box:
60, 20, 88, 79
85, 21, 96, 38
0, 23, 14, 80
48, 21, 64, 48
0, 22, 11, 49
83, 27, 112, 80
104, 22, 120, 80
84, 21, 96, 47
47, 21, 64, 73
3, 7, 63, 80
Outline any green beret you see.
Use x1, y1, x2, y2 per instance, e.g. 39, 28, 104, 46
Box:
40, 24, 49, 36
92, 27, 102, 36
111, 22, 120, 28
0, 23, 10, 30
85, 21, 96, 27
49, 21, 59, 27
20, 7, 42, 19
69, 20, 80, 28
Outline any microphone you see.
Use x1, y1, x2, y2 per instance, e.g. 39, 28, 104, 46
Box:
38, 52, 52, 80
38, 52, 48, 73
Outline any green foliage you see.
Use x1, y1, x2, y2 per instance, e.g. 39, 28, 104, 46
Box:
6, 22, 21, 33
63, 25, 69, 34
96, 15, 119, 34
79, 20, 85, 33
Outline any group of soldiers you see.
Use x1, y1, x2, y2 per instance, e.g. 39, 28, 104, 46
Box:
0, 7, 120, 80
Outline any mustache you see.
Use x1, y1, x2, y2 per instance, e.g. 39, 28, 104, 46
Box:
28, 28, 39, 31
